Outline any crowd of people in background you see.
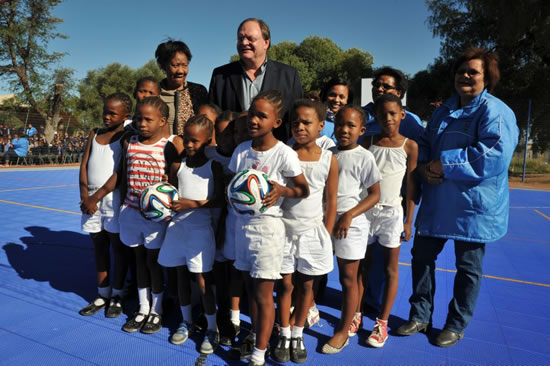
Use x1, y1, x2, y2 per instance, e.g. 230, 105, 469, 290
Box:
0, 123, 87, 166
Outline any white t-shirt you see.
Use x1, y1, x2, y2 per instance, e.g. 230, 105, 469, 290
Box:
330, 145, 381, 214
229, 140, 303, 217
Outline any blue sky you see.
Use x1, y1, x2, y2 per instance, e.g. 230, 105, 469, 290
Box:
1, 0, 442, 95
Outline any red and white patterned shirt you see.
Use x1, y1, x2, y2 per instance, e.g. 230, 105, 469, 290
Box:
124, 135, 170, 210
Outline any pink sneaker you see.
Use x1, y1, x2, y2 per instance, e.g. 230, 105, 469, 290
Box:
367, 318, 388, 348
348, 313, 362, 337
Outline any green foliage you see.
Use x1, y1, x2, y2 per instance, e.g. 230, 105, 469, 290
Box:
0, 0, 67, 112
231, 36, 374, 98
76, 60, 164, 126
415, 0, 550, 152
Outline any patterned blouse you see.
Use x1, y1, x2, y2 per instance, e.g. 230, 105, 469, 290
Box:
160, 80, 208, 135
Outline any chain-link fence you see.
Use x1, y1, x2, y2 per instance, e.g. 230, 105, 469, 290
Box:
507, 99, 550, 189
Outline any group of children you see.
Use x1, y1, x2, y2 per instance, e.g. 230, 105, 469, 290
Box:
78, 76, 418, 365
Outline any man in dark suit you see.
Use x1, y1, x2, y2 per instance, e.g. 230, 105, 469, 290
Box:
208, 18, 303, 140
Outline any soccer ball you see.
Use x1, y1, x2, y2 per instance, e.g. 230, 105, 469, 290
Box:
140, 182, 179, 222
228, 169, 272, 215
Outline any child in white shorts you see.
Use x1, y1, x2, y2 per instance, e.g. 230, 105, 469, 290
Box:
229, 90, 309, 365
158, 115, 224, 353
363, 94, 418, 348
273, 99, 339, 364
117, 97, 183, 335
323, 105, 381, 355
78, 93, 132, 319
205, 111, 244, 346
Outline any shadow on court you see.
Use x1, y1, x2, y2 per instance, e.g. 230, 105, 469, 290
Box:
3, 225, 96, 301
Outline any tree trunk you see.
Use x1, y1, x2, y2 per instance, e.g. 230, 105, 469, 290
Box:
44, 83, 64, 144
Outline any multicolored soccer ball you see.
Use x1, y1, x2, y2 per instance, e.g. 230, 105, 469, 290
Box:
228, 169, 272, 215
140, 182, 179, 222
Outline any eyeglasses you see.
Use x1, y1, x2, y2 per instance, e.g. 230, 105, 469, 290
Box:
372, 81, 396, 91
455, 68, 483, 77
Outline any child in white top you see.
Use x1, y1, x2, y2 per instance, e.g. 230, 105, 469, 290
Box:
363, 94, 418, 348
323, 105, 381, 354
274, 99, 338, 363
117, 97, 184, 334
229, 90, 309, 365
204, 111, 245, 346
158, 115, 224, 353
78, 93, 132, 318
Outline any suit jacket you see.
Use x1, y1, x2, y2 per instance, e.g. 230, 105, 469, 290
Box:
208, 59, 303, 139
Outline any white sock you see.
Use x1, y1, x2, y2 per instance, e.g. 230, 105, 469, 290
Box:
180, 305, 192, 324
97, 286, 111, 300
151, 292, 163, 315
280, 326, 291, 347
206, 313, 217, 331
251, 347, 266, 364
137, 287, 151, 314
230, 309, 240, 326
291, 326, 304, 348
291, 325, 304, 339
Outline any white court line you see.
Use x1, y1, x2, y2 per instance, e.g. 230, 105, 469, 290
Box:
510, 206, 550, 209
0, 184, 78, 193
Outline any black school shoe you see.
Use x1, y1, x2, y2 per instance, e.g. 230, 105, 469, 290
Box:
79, 296, 108, 316
122, 312, 148, 333
220, 322, 241, 346
239, 332, 255, 359
105, 296, 123, 318
141, 313, 162, 334
290, 337, 307, 363
272, 335, 290, 363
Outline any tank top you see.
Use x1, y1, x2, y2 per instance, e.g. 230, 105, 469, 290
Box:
87, 133, 122, 189
368, 138, 408, 207
282, 149, 332, 234
173, 157, 214, 224
124, 135, 170, 210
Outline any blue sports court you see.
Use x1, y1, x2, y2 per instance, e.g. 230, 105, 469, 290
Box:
1, 167, 549, 365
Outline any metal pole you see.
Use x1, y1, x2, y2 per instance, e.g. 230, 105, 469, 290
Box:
522, 99, 532, 183
23, 105, 30, 134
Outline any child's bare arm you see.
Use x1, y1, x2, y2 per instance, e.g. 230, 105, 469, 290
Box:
263, 173, 309, 208
334, 182, 380, 239
79, 129, 96, 214
403, 139, 419, 241
323, 155, 339, 234
168, 161, 181, 189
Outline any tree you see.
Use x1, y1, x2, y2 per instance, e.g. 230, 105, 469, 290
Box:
76, 60, 164, 126
423, 0, 550, 152
231, 36, 374, 99
0, 0, 72, 143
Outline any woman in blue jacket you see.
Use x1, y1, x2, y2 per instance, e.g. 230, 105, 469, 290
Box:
396, 48, 519, 347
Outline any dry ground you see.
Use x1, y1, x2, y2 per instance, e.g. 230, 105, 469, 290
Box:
509, 174, 550, 190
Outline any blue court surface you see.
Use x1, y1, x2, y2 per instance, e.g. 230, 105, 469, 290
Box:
1, 167, 549, 365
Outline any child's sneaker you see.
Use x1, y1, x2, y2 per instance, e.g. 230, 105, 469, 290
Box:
348, 313, 362, 337
200, 329, 219, 354
367, 318, 388, 348
305, 305, 320, 328
170, 322, 189, 345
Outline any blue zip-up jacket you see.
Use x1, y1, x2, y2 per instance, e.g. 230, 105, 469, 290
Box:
12, 137, 29, 157
415, 90, 519, 242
